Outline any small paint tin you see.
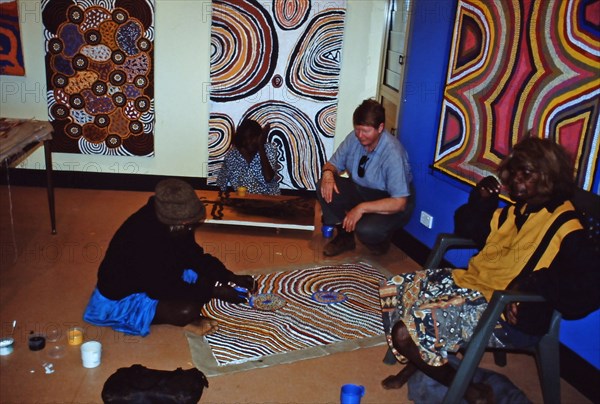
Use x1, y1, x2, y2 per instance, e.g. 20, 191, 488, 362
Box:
28, 334, 46, 351
0, 337, 14, 356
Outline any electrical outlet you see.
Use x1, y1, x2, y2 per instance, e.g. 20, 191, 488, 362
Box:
420, 211, 434, 229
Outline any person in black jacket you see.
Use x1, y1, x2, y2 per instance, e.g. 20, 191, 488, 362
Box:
84, 178, 256, 337
379, 138, 599, 403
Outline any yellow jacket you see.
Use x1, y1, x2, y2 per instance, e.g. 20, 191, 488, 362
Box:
452, 200, 582, 301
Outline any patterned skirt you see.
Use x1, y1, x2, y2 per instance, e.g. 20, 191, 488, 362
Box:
379, 268, 490, 367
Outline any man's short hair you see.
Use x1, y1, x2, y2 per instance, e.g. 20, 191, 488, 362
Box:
352, 99, 385, 129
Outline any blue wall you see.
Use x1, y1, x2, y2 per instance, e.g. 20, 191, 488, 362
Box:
399, 0, 599, 369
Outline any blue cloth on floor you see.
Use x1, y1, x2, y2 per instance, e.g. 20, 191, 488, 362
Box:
83, 288, 158, 336
407, 355, 531, 404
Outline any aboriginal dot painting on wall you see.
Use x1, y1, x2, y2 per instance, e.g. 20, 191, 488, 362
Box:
208, 0, 346, 191
0, 0, 25, 76
42, 0, 155, 156
434, 0, 600, 192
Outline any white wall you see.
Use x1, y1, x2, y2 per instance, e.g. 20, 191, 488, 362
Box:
0, 0, 387, 179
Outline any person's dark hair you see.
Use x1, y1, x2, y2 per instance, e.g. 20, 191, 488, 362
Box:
352, 99, 385, 129
233, 119, 262, 150
498, 137, 576, 200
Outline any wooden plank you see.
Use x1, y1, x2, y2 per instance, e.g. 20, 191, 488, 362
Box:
196, 190, 316, 231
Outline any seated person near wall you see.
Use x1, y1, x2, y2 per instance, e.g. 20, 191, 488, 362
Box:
216, 119, 280, 196
379, 137, 600, 403
83, 178, 257, 337
317, 98, 414, 256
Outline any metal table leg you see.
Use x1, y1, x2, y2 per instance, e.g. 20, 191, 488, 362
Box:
43, 140, 56, 234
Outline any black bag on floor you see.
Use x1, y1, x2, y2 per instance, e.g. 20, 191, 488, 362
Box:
407, 356, 530, 404
101, 364, 208, 404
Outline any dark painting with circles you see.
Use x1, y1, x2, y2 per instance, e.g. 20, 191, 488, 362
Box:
208, 0, 346, 190
42, 1, 155, 156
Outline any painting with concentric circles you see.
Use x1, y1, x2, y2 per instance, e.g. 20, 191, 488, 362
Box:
208, 0, 347, 191
42, 0, 155, 156
198, 262, 388, 368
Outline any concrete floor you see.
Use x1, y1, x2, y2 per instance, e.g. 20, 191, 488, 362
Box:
0, 185, 590, 403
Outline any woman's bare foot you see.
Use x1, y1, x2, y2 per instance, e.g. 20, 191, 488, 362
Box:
381, 363, 417, 389
184, 317, 219, 336
465, 382, 494, 404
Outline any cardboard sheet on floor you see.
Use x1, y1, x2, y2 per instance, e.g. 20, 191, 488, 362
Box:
186, 261, 392, 376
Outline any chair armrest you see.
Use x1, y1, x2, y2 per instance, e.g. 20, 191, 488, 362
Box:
423, 233, 478, 269
442, 290, 547, 403
490, 289, 546, 304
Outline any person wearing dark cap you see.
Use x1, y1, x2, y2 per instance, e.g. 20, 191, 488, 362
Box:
83, 178, 256, 337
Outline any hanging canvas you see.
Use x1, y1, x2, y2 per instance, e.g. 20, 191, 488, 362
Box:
0, 0, 25, 76
42, 0, 155, 156
434, 0, 599, 192
208, 0, 346, 191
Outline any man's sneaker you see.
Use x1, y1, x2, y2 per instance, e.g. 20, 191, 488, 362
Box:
323, 232, 356, 256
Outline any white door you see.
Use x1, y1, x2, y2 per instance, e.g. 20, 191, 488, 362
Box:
377, 0, 413, 136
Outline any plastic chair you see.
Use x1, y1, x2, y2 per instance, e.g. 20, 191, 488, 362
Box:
433, 188, 600, 404
427, 233, 560, 403
378, 189, 600, 401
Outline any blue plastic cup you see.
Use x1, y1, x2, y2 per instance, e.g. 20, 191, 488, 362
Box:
340, 384, 365, 404
321, 225, 334, 238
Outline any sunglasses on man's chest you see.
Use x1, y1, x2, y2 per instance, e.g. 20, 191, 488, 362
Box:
358, 155, 369, 177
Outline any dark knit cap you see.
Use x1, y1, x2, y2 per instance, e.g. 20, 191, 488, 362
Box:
154, 179, 205, 225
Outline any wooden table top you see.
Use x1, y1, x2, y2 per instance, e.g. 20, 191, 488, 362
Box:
0, 118, 53, 163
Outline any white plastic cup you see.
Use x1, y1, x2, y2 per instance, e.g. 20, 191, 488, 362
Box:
80, 341, 102, 368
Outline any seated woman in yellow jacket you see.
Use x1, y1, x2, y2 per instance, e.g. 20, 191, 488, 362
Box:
379, 137, 599, 403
